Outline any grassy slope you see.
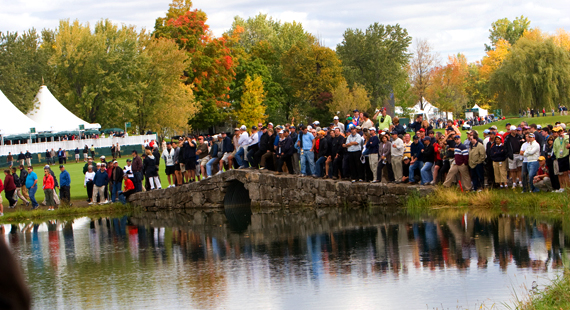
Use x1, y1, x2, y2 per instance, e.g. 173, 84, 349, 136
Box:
433, 114, 570, 140
2, 156, 174, 207
522, 269, 570, 310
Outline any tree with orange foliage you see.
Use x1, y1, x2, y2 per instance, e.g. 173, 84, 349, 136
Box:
427, 54, 468, 118
154, 0, 238, 130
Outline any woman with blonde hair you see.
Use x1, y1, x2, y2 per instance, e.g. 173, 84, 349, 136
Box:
144, 149, 162, 190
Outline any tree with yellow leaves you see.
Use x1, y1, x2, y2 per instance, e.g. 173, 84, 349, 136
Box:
328, 80, 370, 117
236, 74, 267, 129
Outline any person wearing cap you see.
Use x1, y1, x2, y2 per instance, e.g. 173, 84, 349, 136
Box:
84, 164, 95, 203
504, 125, 524, 188
92, 162, 109, 204
109, 161, 124, 202
374, 108, 392, 132
275, 130, 295, 174
248, 127, 267, 170
83, 145, 89, 162
468, 132, 486, 191
59, 165, 71, 205
407, 135, 424, 184
205, 135, 223, 176
529, 124, 544, 148
343, 125, 364, 182
443, 135, 472, 190
523, 133, 541, 192
390, 131, 405, 183
333, 116, 345, 134
42, 166, 56, 211
244, 126, 260, 169
233, 125, 250, 169
366, 128, 380, 182
419, 136, 435, 185
196, 135, 210, 179
41, 165, 60, 207
118, 173, 136, 204
296, 126, 316, 177
533, 156, 552, 192
314, 131, 330, 178
490, 134, 508, 188
552, 126, 569, 190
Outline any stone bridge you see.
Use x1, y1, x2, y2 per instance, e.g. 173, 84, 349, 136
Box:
128, 169, 434, 211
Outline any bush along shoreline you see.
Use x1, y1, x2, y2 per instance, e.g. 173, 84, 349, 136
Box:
0, 203, 136, 224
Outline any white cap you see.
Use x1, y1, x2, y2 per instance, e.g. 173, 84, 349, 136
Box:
510, 125, 517, 131
269, 122, 273, 126
537, 125, 542, 129
369, 127, 376, 131
100, 155, 105, 159
212, 135, 218, 140
307, 125, 313, 130
278, 130, 284, 134
314, 121, 320, 125
240, 125, 247, 130
333, 116, 339, 120
499, 131, 505, 135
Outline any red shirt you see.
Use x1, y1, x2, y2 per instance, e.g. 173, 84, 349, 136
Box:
43, 174, 54, 190
434, 143, 442, 161
124, 179, 135, 191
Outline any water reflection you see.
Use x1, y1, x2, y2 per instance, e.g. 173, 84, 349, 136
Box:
2, 209, 569, 309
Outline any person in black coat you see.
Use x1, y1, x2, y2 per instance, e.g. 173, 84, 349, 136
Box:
275, 131, 295, 174
331, 129, 346, 179
143, 149, 161, 190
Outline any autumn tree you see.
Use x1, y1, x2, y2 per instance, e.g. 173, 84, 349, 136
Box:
328, 80, 370, 117
236, 75, 266, 128
409, 39, 439, 110
337, 23, 411, 110
427, 54, 469, 117
485, 16, 531, 51
154, 0, 238, 130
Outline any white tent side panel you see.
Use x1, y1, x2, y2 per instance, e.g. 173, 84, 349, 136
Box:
27, 86, 101, 132
0, 89, 45, 135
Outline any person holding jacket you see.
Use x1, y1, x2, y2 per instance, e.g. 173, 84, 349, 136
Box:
3, 170, 16, 208
91, 163, 109, 205
43, 167, 56, 211
468, 132, 486, 191
490, 136, 508, 188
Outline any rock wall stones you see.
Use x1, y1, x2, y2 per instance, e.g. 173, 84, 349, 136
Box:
128, 170, 434, 211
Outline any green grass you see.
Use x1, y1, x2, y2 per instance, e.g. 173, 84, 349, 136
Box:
434, 114, 570, 140
0, 203, 136, 224
521, 269, 570, 310
2, 156, 176, 207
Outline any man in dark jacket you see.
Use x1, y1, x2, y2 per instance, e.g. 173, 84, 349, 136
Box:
131, 150, 143, 192
18, 152, 25, 166
111, 161, 124, 202
504, 126, 523, 187
314, 131, 329, 177
25, 151, 32, 166
331, 128, 345, 179
18, 165, 29, 201
289, 126, 300, 174
485, 131, 497, 188
252, 127, 269, 169
275, 130, 295, 174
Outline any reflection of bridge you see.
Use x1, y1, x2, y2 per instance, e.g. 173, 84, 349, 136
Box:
128, 170, 434, 210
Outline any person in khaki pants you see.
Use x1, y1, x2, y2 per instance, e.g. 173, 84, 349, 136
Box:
366, 128, 380, 181
390, 131, 405, 183
443, 135, 472, 191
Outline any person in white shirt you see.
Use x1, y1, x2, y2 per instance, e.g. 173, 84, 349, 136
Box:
333, 116, 345, 133
84, 165, 96, 204
161, 142, 176, 188
234, 125, 250, 168
523, 133, 540, 192
390, 131, 405, 183
519, 138, 529, 191
343, 126, 364, 182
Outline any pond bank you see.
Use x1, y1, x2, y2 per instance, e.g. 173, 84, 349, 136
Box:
522, 269, 570, 309
0, 203, 136, 224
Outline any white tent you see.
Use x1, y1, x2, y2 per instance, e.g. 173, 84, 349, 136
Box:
0, 89, 44, 136
408, 98, 454, 121
464, 104, 488, 119
27, 86, 101, 132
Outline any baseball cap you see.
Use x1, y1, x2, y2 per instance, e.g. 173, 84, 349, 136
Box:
413, 135, 419, 140
391, 131, 398, 135
268, 122, 274, 126
290, 126, 296, 129
446, 126, 454, 131
490, 125, 498, 130
356, 126, 362, 130
44, 165, 50, 169
353, 109, 359, 112
318, 130, 326, 136
59, 165, 64, 168
538, 156, 546, 161
126, 159, 132, 162
506, 123, 511, 126
251, 126, 257, 130
100, 155, 105, 159
403, 156, 410, 160
314, 121, 320, 125
483, 129, 490, 134
510, 125, 517, 131
419, 128, 425, 132
113, 160, 118, 164
240, 125, 247, 130
333, 116, 339, 120
369, 127, 376, 131
537, 125, 542, 129
96, 163, 101, 166
528, 133, 535, 138
454, 135, 461, 139
516, 127, 522, 131
422, 137, 430, 141
347, 117, 353, 121
278, 130, 284, 134
234, 128, 239, 131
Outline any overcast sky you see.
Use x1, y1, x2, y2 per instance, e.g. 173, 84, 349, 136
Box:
1, 0, 569, 62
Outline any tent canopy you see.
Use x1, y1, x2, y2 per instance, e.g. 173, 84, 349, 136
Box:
27, 86, 101, 132
0, 89, 45, 135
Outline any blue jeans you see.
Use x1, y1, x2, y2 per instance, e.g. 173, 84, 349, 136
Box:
527, 161, 539, 192
409, 160, 423, 183
300, 151, 315, 176
111, 182, 122, 202
28, 186, 38, 208
420, 162, 433, 185
315, 156, 327, 177
118, 191, 126, 204
235, 147, 246, 167
521, 162, 529, 192
206, 157, 217, 176
134, 171, 143, 192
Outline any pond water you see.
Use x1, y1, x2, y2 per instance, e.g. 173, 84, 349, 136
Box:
2, 207, 568, 310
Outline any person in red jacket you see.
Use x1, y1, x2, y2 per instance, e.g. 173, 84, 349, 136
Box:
3, 170, 17, 208
43, 168, 56, 211
118, 174, 135, 204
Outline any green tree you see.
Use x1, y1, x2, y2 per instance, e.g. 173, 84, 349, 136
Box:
490, 35, 570, 112
0, 29, 53, 113
485, 16, 531, 51
337, 23, 412, 109
236, 74, 266, 128
50, 19, 144, 127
